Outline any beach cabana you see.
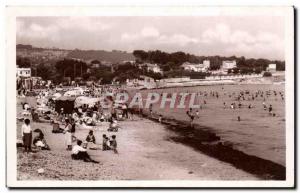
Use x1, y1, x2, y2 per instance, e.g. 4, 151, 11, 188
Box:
55, 96, 76, 114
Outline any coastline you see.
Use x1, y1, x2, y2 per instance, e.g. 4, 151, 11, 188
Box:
128, 75, 285, 91
136, 111, 286, 180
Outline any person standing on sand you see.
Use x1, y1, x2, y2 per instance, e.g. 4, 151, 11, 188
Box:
122, 103, 128, 119
268, 105, 273, 115
149, 104, 153, 117
71, 118, 76, 136
21, 119, 32, 153
158, 114, 163, 123
109, 135, 118, 154
111, 104, 117, 120
186, 110, 195, 128
195, 110, 200, 119
102, 134, 109, 151
64, 119, 72, 151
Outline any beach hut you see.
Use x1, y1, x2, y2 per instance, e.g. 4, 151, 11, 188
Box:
55, 96, 76, 114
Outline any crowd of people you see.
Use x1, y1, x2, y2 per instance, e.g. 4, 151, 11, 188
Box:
18, 85, 132, 164
184, 88, 283, 126
142, 87, 284, 128
18, 83, 284, 165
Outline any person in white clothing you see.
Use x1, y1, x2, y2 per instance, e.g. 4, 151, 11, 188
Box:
71, 140, 99, 163
21, 119, 32, 153
64, 119, 72, 150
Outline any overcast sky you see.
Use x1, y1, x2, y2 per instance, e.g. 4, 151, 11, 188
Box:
17, 16, 285, 60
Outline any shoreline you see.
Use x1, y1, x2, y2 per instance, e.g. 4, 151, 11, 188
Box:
127, 73, 285, 91
136, 111, 286, 180
134, 81, 284, 91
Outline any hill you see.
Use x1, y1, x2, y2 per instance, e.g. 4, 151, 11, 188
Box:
67, 49, 135, 63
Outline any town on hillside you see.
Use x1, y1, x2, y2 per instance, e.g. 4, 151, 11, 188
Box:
17, 44, 284, 89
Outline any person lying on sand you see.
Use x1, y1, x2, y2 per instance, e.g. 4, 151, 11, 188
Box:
71, 140, 99, 163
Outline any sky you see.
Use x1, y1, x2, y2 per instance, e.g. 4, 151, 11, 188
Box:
16, 16, 285, 60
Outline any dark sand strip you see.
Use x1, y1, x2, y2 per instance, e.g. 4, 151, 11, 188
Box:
136, 111, 286, 180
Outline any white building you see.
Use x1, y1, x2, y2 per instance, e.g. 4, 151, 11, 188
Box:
221, 60, 237, 74
203, 60, 210, 69
146, 63, 163, 74
181, 60, 210, 72
267, 64, 276, 72
222, 60, 237, 70
126, 75, 156, 89
17, 68, 31, 78
91, 63, 100, 68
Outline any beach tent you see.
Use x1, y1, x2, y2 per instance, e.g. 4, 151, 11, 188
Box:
74, 96, 101, 108
55, 96, 76, 114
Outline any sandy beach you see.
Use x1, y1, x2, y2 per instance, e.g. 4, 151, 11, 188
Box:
17, 114, 259, 180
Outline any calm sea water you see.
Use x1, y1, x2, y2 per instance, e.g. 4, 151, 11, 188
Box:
138, 84, 285, 166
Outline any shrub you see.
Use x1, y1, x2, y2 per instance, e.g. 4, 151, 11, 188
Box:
263, 72, 272, 77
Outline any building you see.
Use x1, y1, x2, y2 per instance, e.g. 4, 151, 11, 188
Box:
221, 60, 237, 73
222, 60, 237, 69
146, 63, 163, 74
181, 60, 210, 72
126, 75, 156, 89
91, 63, 100, 68
17, 68, 31, 78
267, 64, 276, 72
203, 60, 210, 69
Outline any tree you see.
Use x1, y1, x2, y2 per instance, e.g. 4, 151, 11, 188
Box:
55, 59, 88, 80
17, 56, 31, 68
237, 56, 246, 68
36, 63, 54, 80
133, 50, 148, 62
263, 72, 272, 77
232, 67, 239, 74
161, 64, 171, 72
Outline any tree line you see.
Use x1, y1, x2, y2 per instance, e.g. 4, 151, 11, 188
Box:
16, 49, 285, 84
133, 50, 285, 71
